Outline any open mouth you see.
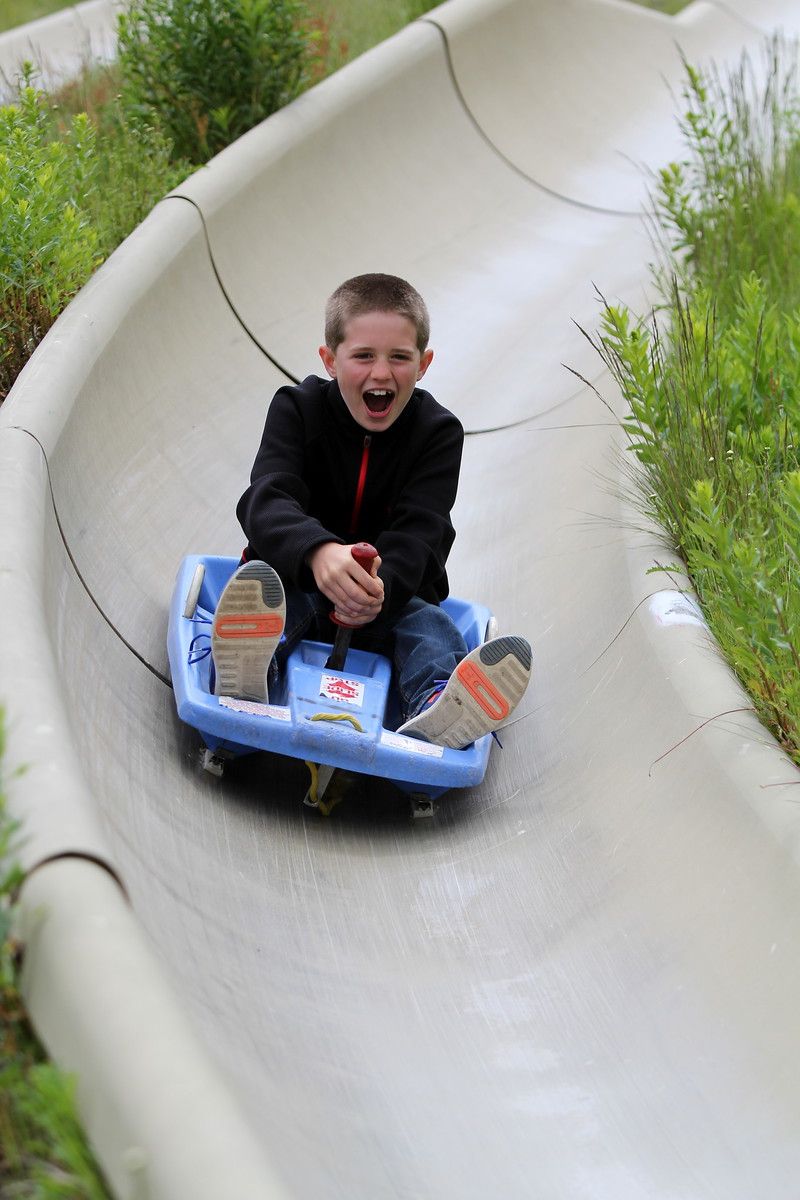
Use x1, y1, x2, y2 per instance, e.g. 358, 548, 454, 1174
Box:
363, 389, 394, 415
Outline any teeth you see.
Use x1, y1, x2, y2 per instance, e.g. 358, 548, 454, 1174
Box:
367, 390, 391, 396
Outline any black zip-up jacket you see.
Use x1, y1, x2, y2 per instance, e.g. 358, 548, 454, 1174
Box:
237, 375, 464, 625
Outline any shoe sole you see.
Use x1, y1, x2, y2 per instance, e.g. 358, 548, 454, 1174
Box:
398, 636, 531, 749
211, 562, 285, 701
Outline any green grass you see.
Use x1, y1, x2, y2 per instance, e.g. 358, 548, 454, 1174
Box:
583, 37, 800, 763
631, 0, 692, 13
0, 0, 76, 34
309, 0, 431, 69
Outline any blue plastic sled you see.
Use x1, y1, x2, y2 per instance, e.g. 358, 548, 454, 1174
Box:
168, 555, 496, 814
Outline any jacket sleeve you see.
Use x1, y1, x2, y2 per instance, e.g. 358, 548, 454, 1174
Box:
236, 388, 342, 588
376, 412, 464, 618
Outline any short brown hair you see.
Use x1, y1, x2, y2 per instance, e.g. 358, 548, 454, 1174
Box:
324, 273, 430, 352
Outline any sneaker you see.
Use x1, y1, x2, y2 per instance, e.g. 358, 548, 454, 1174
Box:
397, 636, 532, 749
211, 561, 285, 701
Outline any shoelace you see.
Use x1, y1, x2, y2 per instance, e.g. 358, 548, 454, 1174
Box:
188, 616, 212, 664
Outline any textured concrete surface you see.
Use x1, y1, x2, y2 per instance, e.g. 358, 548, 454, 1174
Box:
2, 1, 800, 1197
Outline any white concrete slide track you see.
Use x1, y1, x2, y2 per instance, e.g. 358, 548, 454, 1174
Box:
1, 1, 800, 1197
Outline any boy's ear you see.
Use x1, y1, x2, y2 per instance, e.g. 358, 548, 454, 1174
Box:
319, 345, 336, 377
417, 348, 434, 380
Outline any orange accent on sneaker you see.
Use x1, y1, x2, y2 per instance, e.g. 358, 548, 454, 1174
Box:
214, 613, 284, 639
455, 660, 510, 721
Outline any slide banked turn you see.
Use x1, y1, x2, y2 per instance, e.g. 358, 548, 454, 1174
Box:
1, 1, 800, 1196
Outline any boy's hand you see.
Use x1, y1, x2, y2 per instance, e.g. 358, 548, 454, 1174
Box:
307, 542, 384, 626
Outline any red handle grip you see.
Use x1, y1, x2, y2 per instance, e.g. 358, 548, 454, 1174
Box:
329, 542, 379, 629
350, 541, 378, 573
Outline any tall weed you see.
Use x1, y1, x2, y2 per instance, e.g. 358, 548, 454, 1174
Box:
86, 109, 190, 258
0, 70, 187, 399
654, 40, 800, 312
0, 77, 101, 397
587, 39, 800, 762
49, 61, 192, 255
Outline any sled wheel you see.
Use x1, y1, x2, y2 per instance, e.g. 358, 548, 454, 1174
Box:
410, 794, 436, 820
201, 747, 226, 777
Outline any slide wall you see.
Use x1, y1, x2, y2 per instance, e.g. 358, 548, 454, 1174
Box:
1, 1, 800, 1196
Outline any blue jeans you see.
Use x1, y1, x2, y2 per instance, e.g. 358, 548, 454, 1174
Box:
275, 586, 468, 721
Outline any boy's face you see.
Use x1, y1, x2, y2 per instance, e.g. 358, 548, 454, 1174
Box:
319, 311, 433, 433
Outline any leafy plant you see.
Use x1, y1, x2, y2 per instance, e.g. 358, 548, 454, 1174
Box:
652, 38, 800, 313
0, 68, 188, 400
117, 0, 319, 163
582, 39, 800, 762
0, 74, 101, 397
682, 473, 800, 753
86, 107, 191, 258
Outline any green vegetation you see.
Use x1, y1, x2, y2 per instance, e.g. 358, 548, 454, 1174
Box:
0, 716, 111, 1197
117, 0, 316, 163
310, 0, 431, 69
585, 39, 800, 763
0, 0, 74, 34
632, 0, 691, 13
0, 78, 100, 398
0, 68, 187, 399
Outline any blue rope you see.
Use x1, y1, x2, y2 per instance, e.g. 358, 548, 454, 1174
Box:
188, 632, 212, 664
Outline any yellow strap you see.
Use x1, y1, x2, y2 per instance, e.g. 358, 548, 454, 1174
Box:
304, 713, 363, 815
310, 711, 364, 733
317, 782, 343, 818
305, 760, 320, 804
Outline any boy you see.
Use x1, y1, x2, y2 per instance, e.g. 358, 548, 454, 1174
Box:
211, 273, 531, 749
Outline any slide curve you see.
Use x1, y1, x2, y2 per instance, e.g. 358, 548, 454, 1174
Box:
2, 1, 800, 1197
